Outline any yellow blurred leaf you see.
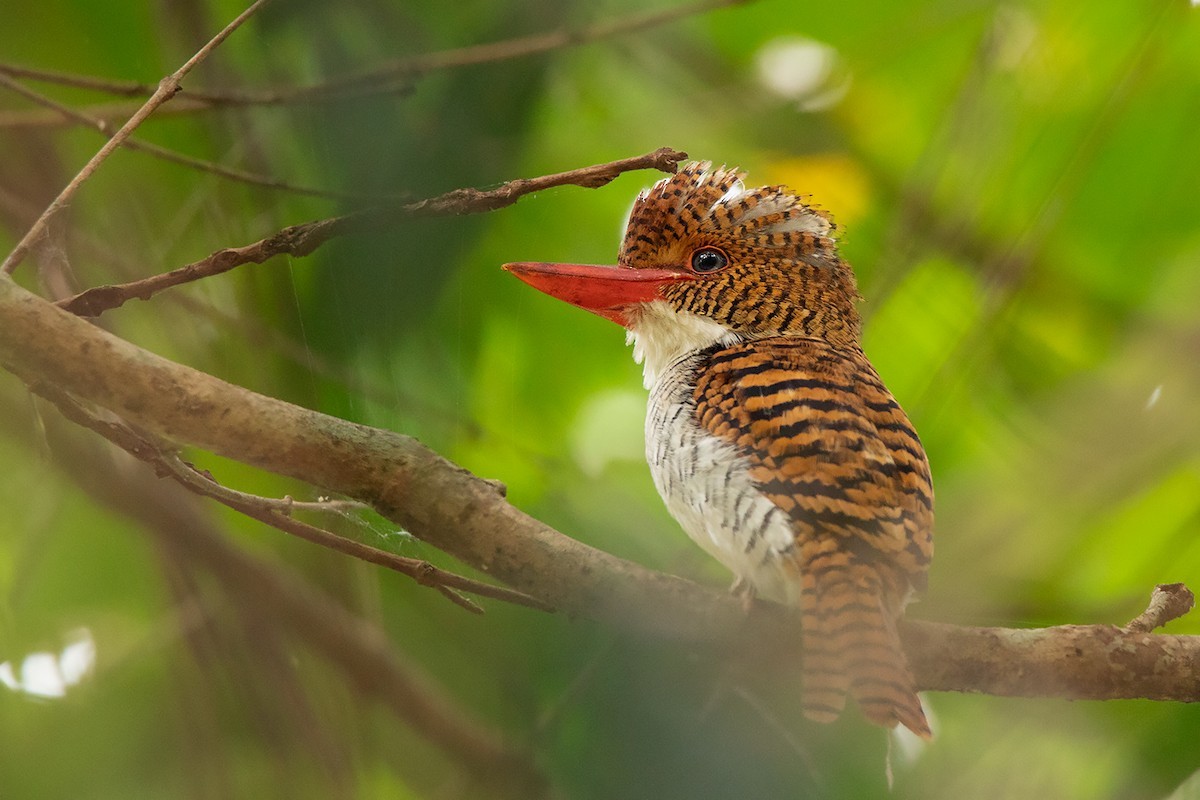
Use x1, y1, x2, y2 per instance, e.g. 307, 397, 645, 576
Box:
762, 153, 873, 229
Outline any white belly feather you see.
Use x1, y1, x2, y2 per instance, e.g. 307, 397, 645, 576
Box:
628, 301, 800, 603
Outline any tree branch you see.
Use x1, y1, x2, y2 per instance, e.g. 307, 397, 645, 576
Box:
0, 73, 391, 202
2, 274, 1198, 705
0, 0, 273, 276
2, 392, 548, 798
904, 620, 1200, 702
1125, 583, 1195, 634
55, 147, 688, 317
29, 381, 550, 615
322, 0, 751, 93
0, 0, 750, 129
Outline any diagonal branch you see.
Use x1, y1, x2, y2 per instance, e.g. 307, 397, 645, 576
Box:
0, 73, 393, 202
0, 0, 750, 129
0, 0, 273, 276
2, 274, 1198, 705
4, 392, 549, 798
56, 147, 688, 317
322, 0, 751, 93
29, 381, 551, 615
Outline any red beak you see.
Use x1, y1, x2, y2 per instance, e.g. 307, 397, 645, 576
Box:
503, 262, 694, 327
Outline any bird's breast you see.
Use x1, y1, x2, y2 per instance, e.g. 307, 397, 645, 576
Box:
645, 350, 799, 602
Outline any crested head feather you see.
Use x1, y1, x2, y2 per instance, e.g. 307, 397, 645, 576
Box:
619, 162, 837, 270
617, 161, 861, 353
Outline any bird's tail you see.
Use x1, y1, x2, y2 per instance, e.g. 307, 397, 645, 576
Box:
796, 542, 931, 739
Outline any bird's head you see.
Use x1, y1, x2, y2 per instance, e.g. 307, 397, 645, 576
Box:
505, 162, 862, 356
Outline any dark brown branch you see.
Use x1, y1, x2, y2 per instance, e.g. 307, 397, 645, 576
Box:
1, 0, 273, 276
0, 0, 750, 129
56, 147, 688, 317
29, 382, 550, 614
1125, 583, 1195, 633
2, 274, 1198, 705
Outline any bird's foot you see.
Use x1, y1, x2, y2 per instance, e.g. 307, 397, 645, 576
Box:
729, 576, 757, 613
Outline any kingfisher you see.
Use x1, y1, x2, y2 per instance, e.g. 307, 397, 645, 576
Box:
504, 162, 933, 738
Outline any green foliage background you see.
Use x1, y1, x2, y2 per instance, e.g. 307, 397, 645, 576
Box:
1, 1, 1199, 797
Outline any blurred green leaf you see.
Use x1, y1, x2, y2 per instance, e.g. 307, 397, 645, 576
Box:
2, 0, 1199, 797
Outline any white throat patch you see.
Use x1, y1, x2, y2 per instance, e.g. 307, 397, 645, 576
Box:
626, 300, 741, 388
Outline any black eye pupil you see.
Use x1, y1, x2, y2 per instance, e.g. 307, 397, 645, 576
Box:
691, 248, 727, 273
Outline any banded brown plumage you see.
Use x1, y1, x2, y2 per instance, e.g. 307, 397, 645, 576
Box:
505, 162, 934, 738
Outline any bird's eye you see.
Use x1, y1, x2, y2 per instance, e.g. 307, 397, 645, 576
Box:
690, 247, 729, 274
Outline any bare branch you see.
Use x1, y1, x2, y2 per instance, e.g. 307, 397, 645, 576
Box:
0, 73, 394, 202
1125, 583, 1195, 633
0, 61, 174, 97
27, 382, 550, 615
278, 496, 375, 515
155, 450, 545, 614
2, 274, 1199, 706
0, 59, 387, 108
0, 95, 313, 131
0, 0, 273, 276
0, 0, 750, 129
56, 147, 688, 317
905, 619, 1200, 702
1, 394, 548, 799
324, 0, 752, 93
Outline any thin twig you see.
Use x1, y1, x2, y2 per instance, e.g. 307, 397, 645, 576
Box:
0, 97, 221, 130
281, 496, 374, 515
0, 59, 392, 106
0, 79, 414, 130
159, 452, 512, 615
0, 0, 750, 129
56, 147, 688, 317
1125, 583, 1195, 634
0, 0, 273, 276
0, 61, 175, 97
0, 73, 396, 202
30, 382, 552, 614
323, 0, 751, 92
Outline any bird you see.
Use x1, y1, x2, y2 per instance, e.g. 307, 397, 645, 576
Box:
504, 162, 933, 738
